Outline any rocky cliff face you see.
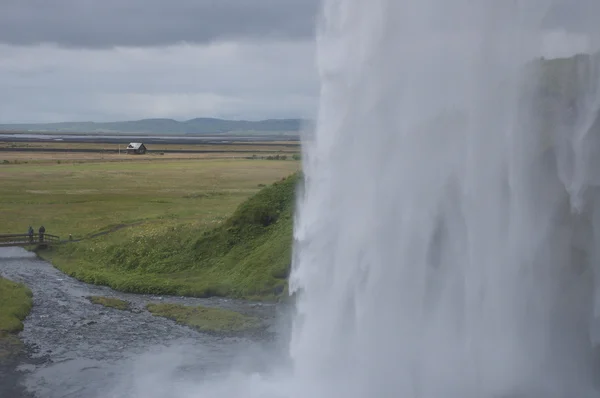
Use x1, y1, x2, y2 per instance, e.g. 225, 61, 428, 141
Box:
429, 52, 600, 379
533, 53, 600, 378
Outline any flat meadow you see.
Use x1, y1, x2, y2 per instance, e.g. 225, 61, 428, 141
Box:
0, 142, 301, 300
0, 148, 300, 239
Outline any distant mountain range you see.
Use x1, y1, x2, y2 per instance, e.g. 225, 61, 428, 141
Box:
0, 118, 308, 135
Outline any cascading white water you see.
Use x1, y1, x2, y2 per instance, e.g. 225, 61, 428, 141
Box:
287, 1, 600, 397
130, 2, 600, 398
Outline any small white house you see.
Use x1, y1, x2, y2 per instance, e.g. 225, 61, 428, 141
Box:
126, 142, 147, 155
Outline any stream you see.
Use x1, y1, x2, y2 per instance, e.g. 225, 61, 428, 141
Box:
0, 247, 290, 398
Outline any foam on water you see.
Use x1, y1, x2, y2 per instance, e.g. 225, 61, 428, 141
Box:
123, 1, 600, 397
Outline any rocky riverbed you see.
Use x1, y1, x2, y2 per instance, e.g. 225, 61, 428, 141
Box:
0, 247, 290, 398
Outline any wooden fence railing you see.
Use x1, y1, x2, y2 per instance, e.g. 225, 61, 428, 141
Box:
0, 233, 61, 247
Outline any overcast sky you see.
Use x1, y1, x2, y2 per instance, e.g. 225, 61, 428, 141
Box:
0, 0, 321, 123
0, 0, 598, 124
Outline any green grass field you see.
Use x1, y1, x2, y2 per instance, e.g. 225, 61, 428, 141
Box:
1, 155, 301, 300
0, 159, 299, 239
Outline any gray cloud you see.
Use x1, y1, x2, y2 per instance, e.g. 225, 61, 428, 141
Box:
1, 0, 320, 48
1, 1, 597, 124
0, 41, 319, 123
1, 1, 597, 49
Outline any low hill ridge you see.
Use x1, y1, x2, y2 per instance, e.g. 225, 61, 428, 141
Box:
0, 118, 306, 135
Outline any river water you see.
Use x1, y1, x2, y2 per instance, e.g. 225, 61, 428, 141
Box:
0, 247, 288, 398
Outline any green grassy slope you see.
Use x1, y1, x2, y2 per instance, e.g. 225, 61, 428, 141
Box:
44, 172, 301, 300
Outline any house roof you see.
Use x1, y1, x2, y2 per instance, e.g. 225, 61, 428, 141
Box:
127, 142, 144, 149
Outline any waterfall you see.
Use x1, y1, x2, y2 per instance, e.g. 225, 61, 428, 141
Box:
289, 1, 600, 397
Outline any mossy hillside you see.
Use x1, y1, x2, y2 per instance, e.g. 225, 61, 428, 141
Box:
45, 172, 302, 299
537, 53, 600, 102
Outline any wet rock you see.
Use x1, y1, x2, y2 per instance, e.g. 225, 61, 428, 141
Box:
74, 320, 96, 328
272, 285, 285, 295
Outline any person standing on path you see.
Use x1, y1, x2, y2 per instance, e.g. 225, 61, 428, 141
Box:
28, 226, 34, 243
39, 225, 45, 243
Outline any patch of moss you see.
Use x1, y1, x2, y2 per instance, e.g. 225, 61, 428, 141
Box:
0, 277, 32, 334
0, 277, 32, 361
0, 333, 24, 360
87, 296, 130, 311
146, 303, 261, 333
